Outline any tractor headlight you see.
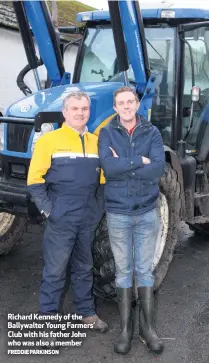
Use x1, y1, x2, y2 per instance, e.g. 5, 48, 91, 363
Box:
31, 123, 54, 153
0, 123, 4, 151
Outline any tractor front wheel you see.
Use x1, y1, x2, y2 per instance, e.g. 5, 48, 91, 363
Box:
0, 213, 26, 255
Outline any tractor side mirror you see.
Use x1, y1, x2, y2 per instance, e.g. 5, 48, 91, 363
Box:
191, 86, 200, 102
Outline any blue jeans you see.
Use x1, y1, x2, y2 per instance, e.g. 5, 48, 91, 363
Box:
106, 208, 159, 288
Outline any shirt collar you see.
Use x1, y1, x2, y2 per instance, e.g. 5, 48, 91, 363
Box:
116, 114, 140, 129
62, 122, 88, 136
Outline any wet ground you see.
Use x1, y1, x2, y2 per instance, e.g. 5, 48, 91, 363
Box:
0, 222, 209, 363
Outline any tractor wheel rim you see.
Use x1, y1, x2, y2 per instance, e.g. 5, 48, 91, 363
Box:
152, 193, 169, 270
0, 213, 15, 237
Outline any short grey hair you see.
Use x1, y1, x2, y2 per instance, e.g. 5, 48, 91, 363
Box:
63, 91, 91, 109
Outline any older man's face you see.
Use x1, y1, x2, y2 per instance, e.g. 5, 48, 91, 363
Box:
62, 96, 90, 131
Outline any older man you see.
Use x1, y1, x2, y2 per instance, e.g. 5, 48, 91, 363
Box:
27, 91, 108, 333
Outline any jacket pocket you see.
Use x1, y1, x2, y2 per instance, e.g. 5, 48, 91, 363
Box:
50, 158, 77, 183
48, 198, 63, 222
105, 180, 128, 203
141, 180, 159, 206
142, 180, 159, 196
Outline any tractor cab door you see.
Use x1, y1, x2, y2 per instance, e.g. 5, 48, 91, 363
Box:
180, 22, 209, 154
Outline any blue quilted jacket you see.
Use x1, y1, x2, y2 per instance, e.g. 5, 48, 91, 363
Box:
98, 115, 165, 215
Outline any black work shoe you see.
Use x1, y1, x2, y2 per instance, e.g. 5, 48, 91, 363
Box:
138, 287, 164, 354
114, 287, 133, 355
82, 314, 109, 333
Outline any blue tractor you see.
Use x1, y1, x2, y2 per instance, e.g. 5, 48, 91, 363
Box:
1, 0, 209, 300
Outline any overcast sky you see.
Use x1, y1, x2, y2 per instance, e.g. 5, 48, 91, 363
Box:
78, 0, 209, 10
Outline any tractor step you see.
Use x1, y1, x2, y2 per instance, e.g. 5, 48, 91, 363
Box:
189, 216, 209, 224
194, 192, 209, 218
186, 192, 209, 224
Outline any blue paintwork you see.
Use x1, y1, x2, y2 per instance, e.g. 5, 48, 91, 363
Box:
60, 72, 71, 85
77, 8, 209, 22
23, 1, 67, 86
116, 2, 161, 120
3, 82, 125, 158
6, 82, 122, 118
139, 73, 161, 120
118, 1, 147, 88
77, 10, 109, 21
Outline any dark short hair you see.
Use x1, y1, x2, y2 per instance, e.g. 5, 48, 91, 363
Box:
113, 86, 139, 106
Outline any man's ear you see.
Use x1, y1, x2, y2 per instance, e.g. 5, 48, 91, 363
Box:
62, 108, 66, 120
113, 105, 118, 113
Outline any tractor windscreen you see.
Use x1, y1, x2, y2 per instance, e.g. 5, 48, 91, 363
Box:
182, 26, 209, 149
78, 25, 175, 146
79, 25, 117, 83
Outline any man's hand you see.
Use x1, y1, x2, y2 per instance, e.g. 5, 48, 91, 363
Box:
109, 147, 119, 158
142, 156, 151, 164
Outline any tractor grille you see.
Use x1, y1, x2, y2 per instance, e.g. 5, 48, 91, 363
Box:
7, 123, 33, 153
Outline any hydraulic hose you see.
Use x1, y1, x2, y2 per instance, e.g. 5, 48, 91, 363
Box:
16, 58, 43, 96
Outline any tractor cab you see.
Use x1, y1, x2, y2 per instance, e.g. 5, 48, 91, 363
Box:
74, 8, 209, 154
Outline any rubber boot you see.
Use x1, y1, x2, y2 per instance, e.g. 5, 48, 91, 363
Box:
114, 287, 133, 354
138, 287, 164, 354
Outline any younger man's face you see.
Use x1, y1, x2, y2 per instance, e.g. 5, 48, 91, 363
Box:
114, 91, 140, 122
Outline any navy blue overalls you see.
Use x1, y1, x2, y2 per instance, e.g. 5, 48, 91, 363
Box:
27, 123, 105, 316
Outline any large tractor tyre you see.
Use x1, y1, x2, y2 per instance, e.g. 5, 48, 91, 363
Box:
92, 163, 181, 301
0, 213, 27, 255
